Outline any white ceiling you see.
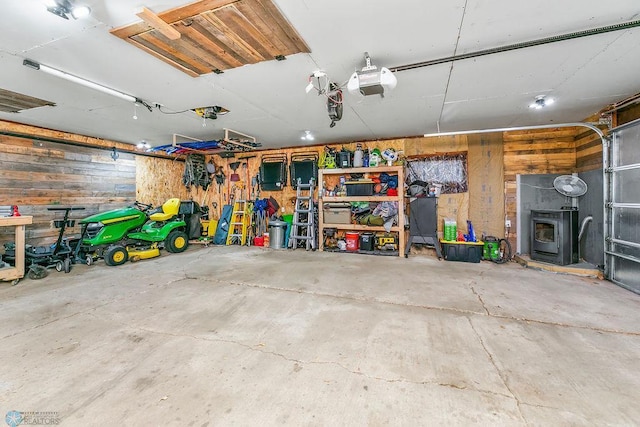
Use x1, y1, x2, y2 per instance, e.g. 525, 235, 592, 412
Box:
0, 0, 639, 150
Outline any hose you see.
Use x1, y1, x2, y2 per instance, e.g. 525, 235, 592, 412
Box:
493, 238, 512, 264
578, 216, 593, 242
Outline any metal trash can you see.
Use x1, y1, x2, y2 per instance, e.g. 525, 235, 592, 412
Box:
268, 220, 288, 249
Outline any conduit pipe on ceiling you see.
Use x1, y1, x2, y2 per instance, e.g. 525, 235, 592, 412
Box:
422, 122, 608, 271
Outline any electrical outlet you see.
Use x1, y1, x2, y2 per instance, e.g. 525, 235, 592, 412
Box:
505, 219, 511, 228
281, 206, 285, 213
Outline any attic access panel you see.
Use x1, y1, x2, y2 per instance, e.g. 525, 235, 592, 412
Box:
0, 88, 55, 113
110, 0, 310, 77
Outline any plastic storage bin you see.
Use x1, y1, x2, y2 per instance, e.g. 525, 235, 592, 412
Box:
441, 240, 484, 263
323, 203, 351, 224
345, 182, 374, 196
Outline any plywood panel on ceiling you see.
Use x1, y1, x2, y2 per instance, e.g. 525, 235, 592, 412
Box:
111, 0, 310, 77
0, 88, 55, 113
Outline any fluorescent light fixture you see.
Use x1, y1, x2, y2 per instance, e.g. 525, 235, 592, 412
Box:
23, 59, 137, 103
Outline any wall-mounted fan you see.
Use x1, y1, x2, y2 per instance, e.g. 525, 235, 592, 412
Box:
553, 174, 588, 208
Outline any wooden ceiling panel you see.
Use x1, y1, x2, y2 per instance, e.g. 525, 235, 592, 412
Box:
0, 89, 55, 113
200, 10, 266, 64
110, 0, 310, 77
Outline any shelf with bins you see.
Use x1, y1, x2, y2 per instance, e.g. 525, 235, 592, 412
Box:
318, 165, 405, 255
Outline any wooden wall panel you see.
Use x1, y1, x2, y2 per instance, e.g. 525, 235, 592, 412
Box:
135, 155, 215, 214
575, 130, 603, 173
616, 103, 640, 127
404, 135, 468, 157
0, 135, 136, 247
503, 127, 579, 249
467, 133, 504, 238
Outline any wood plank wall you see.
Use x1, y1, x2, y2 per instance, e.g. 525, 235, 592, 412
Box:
0, 135, 136, 247
503, 127, 579, 248
616, 103, 640, 127
575, 128, 603, 172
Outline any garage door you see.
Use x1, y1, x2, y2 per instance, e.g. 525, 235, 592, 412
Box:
606, 118, 640, 294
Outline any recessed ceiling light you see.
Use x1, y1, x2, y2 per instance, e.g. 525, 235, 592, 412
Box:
300, 130, 314, 141
529, 95, 555, 110
71, 5, 91, 19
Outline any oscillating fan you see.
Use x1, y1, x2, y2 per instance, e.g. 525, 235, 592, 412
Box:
553, 175, 588, 208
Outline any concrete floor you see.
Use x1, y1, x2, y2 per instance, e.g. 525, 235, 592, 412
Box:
1, 246, 640, 426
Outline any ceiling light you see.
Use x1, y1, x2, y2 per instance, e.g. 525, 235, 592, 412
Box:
23, 58, 139, 104
70, 5, 91, 19
45, 0, 91, 20
136, 141, 151, 149
529, 95, 555, 110
347, 52, 397, 98
301, 130, 314, 141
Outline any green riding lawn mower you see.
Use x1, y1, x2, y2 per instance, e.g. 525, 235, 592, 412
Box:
77, 198, 204, 266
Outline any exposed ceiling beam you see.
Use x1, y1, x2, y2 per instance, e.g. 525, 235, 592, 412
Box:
135, 6, 182, 40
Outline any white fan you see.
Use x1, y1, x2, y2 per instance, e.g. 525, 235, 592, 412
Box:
553, 175, 588, 197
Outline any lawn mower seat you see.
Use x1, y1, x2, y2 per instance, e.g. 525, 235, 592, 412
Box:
149, 198, 181, 222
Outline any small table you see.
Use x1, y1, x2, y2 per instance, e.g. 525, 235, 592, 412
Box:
0, 216, 33, 285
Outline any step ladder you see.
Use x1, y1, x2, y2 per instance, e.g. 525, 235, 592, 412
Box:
289, 178, 316, 250
226, 200, 251, 245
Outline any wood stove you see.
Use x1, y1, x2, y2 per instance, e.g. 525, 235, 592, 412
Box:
530, 209, 579, 265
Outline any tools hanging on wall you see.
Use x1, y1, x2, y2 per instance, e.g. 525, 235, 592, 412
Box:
182, 153, 212, 190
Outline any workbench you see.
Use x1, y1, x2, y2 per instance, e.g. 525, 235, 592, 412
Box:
0, 216, 33, 284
